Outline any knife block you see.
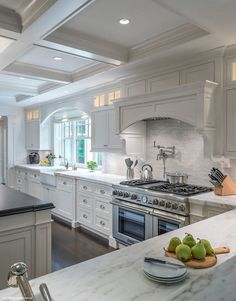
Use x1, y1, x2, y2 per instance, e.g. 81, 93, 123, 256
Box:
214, 175, 236, 196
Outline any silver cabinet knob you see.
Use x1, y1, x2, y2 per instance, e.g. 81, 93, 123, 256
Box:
100, 221, 105, 226
83, 214, 87, 219
83, 186, 87, 190
83, 199, 87, 204
100, 204, 105, 210
100, 189, 105, 194
63, 181, 66, 185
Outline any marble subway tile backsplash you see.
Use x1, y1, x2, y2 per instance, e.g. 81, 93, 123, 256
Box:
103, 119, 236, 186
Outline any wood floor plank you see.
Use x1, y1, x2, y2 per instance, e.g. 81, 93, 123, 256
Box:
52, 220, 115, 272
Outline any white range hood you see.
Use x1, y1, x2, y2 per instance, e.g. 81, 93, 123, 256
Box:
114, 80, 218, 133
114, 80, 218, 158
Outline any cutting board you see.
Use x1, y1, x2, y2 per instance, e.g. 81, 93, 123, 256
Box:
165, 247, 230, 269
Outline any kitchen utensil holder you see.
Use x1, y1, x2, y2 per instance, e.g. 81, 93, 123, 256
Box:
214, 175, 236, 196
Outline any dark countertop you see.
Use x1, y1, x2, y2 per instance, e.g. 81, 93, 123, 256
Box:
0, 185, 54, 217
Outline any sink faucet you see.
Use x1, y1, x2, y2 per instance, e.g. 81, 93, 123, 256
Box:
8, 262, 36, 301
59, 155, 69, 169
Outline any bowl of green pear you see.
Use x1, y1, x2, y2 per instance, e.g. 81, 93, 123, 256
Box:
165, 233, 230, 269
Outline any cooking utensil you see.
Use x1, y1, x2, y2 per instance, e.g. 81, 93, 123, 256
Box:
132, 159, 138, 169
125, 158, 133, 168
126, 168, 134, 180
140, 164, 153, 181
144, 257, 185, 268
39, 283, 52, 301
166, 172, 188, 184
209, 179, 221, 187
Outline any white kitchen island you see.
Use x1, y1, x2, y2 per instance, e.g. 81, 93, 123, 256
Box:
0, 209, 236, 300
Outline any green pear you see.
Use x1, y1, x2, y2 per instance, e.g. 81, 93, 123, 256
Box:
167, 237, 182, 252
175, 244, 192, 262
191, 240, 206, 260
200, 239, 214, 256
183, 233, 196, 248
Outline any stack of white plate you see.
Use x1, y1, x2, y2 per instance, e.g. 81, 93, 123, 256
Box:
143, 256, 187, 285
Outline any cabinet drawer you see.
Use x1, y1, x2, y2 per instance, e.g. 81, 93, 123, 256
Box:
94, 214, 110, 235
78, 209, 93, 226
78, 193, 93, 210
28, 172, 40, 181
94, 198, 111, 215
57, 177, 73, 192
95, 185, 112, 197
78, 180, 94, 193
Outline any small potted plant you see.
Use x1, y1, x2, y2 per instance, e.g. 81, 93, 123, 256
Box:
87, 161, 97, 172
46, 153, 56, 166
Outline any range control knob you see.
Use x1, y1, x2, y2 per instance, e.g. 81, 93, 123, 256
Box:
141, 196, 148, 204
165, 202, 172, 208
118, 191, 124, 196
153, 199, 159, 205
113, 190, 118, 196
172, 203, 178, 210
131, 194, 138, 200
123, 192, 130, 198
179, 204, 186, 212
159, 200, 165, 207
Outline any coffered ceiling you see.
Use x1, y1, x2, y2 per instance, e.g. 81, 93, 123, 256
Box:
0, 0, 235, 107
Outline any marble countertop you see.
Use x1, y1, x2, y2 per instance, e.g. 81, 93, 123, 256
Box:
189, 191, 236, 209
15, 164, 126, 186
1, 209, 236, 300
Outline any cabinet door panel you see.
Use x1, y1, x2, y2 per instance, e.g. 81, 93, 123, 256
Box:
55, 189, 73, 220
226, 89, 236, 153
91, 110, 108, 149
108, 110, 122, 148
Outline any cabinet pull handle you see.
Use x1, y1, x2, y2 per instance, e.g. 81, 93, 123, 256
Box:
63, 181, 66, 185
100, 189, 105, 194
100, 204, 105, 210
83, 186, 87, 190
103, 145, 108, 147
83, 199, 87, 204
34, 174, 37, 178
83, 214, 87, 219
100, 221, 105, 226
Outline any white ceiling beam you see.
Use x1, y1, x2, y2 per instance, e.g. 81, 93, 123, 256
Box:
0, 82, 38, 96
0, 0, 95, 71
41, 28, 128, 66
4, 62, 72, 84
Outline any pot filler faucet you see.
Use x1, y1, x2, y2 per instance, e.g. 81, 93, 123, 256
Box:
154, 142, 175, 179
8, 262, 52, 301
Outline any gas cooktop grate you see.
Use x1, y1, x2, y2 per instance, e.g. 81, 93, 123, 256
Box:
148, 183, 212, 196
120, 179, 166, 186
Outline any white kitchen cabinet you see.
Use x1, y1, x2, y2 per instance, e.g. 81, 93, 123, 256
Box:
91, 108, 122, 152
28, 171, 41, 199
41, 184, 56, 210
26, 119, 51, 151
54, 176, 76, 225
125, 80, 146, 97
181, 62, 215, 84
226, 88, 236, 156
15, 168, 29, 194
77, 179, 112, 238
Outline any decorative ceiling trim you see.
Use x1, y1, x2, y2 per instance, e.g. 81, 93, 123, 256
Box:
129, 23, 210, 61
0, 5, 22, 33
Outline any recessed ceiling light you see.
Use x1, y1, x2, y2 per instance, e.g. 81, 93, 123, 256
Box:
119, 18, 130, 25
53, 56, 62, 61
19, 77, 25, 80
64, 91, 69, 94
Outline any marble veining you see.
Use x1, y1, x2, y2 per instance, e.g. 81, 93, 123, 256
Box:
1, 210, 236, 300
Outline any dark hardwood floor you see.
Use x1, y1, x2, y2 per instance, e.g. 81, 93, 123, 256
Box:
52, 219, 115, 272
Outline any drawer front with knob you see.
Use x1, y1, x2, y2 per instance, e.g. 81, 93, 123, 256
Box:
78, 180, 94, 193
94, 215, 110, 235
57, 177, 73, 192
94, 199, 111, 216
78, 209, 92, 226
78, 193, 92, 209
95, 185, 112, 198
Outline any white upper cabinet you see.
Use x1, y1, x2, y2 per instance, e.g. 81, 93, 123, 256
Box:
26, 110, 51, 150
226, 89, 236, 156
91, 108, 122, 152
147, 72, 180, 93
181, 62, 215, 84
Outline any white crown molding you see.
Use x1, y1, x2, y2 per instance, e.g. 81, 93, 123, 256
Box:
0, 5, 22, 33
129, 23, 210, 61
4, 62, 72, 84
42, 27, 128, 66
72, 63, 114, 82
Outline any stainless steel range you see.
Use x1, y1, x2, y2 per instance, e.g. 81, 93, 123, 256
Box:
111, 180, 212, 246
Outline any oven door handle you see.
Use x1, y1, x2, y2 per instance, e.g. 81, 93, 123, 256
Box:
110, 200, 153, 214
151, 209, 187, 224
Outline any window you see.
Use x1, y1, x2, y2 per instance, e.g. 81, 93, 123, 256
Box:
54, 118, 102, 167
232, 62, 236, 81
